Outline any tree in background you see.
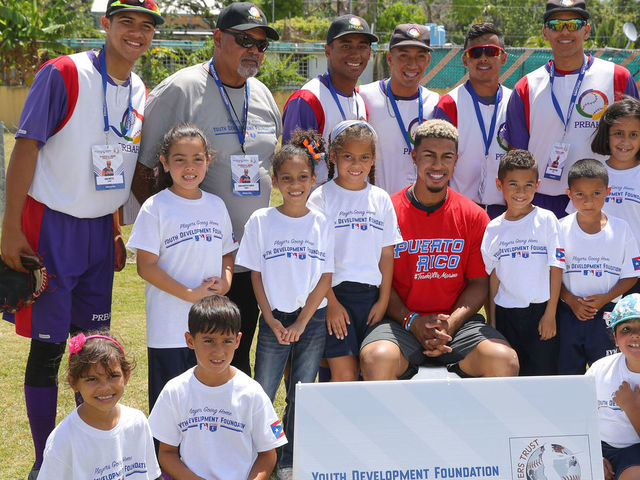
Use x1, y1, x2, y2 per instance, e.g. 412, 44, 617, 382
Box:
448, 0, 543, 47
376, 2, 427, 42
0, 0, 94, 85
589, 0, 640, 49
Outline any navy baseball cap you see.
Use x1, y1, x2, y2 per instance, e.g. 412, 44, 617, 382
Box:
327, 15, 378, 44
106, 0, 164, 25
216, 2, 279, 41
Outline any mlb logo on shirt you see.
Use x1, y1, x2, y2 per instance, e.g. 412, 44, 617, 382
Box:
555, 248, 565, 262
633, 257, 640, 271
352, 223, 368, 230
511, 251, 529, 259
583, 269, 603, 277
200, 422, 217, 432
271, 420, 285, 439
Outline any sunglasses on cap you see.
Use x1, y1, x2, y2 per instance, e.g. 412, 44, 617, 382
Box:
463, 44, 505, 59
545, 18, 586, 32
224, 30, 269, 53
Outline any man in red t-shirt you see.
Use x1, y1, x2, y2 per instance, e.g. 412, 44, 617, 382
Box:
360, 119, 519, 379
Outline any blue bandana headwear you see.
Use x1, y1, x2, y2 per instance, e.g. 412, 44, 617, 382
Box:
605, 293, 640, 329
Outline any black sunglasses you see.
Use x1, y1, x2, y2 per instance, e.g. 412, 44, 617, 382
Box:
463, 44, 505, 59
224, 30, 269, 53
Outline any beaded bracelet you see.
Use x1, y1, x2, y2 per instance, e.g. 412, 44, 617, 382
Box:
403, 311, 418, 331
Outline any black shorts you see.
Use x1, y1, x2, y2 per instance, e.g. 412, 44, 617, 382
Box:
495, 302, 558, 376
360, 314, 505, 379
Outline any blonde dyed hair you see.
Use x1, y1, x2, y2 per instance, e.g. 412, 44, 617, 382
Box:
414, 119, 459, 150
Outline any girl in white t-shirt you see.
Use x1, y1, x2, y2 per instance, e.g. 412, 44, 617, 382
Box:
235, 130, 334, 478
39, 332, 160, 480
590, 97, 640, 251
127, 123, 237, 410
586, 294, 640, 480
308, 120, 402, 382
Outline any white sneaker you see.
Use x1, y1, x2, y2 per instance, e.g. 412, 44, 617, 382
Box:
277, 467, 293, 480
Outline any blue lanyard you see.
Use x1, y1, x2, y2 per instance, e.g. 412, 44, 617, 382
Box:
386, 79, 423, 153
99, 47, 132, 143
549, 55, 588, 136
209, 59, 250, 150
325, 71, 359, 121
468, 82, 502, 157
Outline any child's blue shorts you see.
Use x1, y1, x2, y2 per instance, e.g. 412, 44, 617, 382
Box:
324, 281, 379, 358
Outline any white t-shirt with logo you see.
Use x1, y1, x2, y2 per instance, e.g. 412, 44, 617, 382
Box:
149, 368, 287, 480
307, 181, 402, 286
586, 352, 640, 448
235, 207, 334, 313
481, 207, 564, 308
39, 404, 160, 480
559, 213, 640, 299
127, 189, 238, 348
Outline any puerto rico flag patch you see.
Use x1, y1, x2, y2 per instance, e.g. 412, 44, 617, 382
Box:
633, 257, 640, 271
556, 248, 565, 262
271, 420, 285, 439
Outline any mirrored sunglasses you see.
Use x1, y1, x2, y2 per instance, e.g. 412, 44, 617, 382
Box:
463, 45, 505, 59
545, 18, 586, 32
111, 0, 160, 14
225, 30, 269, 53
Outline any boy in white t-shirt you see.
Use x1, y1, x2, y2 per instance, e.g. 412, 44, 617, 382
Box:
148, 296, 286, 480
558, 159, 640, 374
481, 149, 565, 375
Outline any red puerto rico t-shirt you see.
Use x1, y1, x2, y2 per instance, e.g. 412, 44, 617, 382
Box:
391, 187, 490, 316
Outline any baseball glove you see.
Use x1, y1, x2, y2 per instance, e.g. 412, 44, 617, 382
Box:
0, 254, 49, 313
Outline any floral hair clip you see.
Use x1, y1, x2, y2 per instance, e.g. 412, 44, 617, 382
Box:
302, 138, 326, 165
68, 333, 125, 359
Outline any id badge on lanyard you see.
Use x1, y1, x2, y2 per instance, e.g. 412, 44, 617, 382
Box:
93, 48, 130, 191
543, 56, 587, 181
209, 60, 261, 196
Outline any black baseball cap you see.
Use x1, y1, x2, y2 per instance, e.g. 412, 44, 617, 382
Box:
327, 15, 378, 44
216, 2, 279, 40
389, 24, 432, 51
543, 0, 590, 22
106, 0, 164, 25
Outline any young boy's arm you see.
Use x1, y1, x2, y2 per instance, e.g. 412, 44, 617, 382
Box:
157, 442, 205, 480
285, 272, 332, 343
136, 249, 215, 303
561, 284, 597, 321
247, 449, 277, 480
581, 277, 638, 313
368, 245, 394, 326
250, 270, 288, 344
488, 270, 499, 328
539, 266, 562, 340
1, 138, 39, 272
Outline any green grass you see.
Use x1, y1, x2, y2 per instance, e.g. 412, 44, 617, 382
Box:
0, 242, 286, 480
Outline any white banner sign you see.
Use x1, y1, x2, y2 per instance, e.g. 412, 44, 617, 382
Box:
294, 376, 603, 480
